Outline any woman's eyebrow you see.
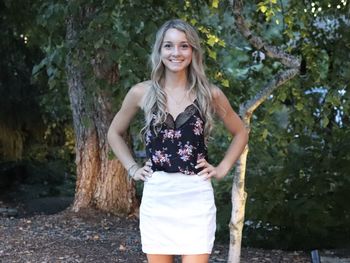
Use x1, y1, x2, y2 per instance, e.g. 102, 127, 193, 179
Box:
162, 40, 189, 44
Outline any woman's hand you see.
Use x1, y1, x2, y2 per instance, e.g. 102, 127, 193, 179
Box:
132, 160, 153, 181
195, 158, 227, 180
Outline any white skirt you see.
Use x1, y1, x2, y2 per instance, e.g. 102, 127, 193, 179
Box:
139, 171, 216, 255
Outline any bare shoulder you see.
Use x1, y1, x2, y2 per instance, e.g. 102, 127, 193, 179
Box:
209, 84, 232, 117
128, 80, 152, 108
210, 84, 226, 101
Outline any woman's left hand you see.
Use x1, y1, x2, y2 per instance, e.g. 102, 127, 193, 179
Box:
195, 158, 226, 180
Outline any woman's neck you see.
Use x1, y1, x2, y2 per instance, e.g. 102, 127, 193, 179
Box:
163, 70, 188, 90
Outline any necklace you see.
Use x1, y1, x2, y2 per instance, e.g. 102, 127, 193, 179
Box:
165, 88, 189, 106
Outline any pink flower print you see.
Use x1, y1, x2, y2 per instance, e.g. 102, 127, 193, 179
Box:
193, 117, 204, 135
178, 166, 195, 175
174, 130, 181, 139
162, 129, 174, 142
177, 142, 194, 162
152, 149, 171, 166
145, 130, 152, 145
162, 129, 182, 142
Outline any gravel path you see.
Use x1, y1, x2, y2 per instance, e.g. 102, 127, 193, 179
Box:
0, 208, 310, 263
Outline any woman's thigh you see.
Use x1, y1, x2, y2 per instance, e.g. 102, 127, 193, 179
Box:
147, 254, 174, 263
181, 254, 210, 263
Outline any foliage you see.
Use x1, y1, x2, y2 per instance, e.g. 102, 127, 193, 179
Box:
244, 101, 350, 249
0, 0, 75, 198
206, 0, 350, 248
2, 0, 350, 249
0, 0, 43, 160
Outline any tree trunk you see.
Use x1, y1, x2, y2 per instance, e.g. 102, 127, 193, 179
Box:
228, 1, 301, 262
228, 142, 248, 262
92, 92, 138, 215
65, 8, 137, 215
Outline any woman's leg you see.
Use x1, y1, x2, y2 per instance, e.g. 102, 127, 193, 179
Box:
181, 254, 210, 263
147, 254, 174, 263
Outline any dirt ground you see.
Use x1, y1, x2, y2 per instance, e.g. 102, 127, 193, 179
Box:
0, 206, 312, 263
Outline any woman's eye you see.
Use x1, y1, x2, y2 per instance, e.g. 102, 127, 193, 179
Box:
163, 44, 171, 48
181, 44, 189, 49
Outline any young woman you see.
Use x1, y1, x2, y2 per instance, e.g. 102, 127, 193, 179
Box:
107, 19, 248, 263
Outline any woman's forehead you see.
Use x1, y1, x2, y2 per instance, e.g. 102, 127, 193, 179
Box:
163, 28, 189, 43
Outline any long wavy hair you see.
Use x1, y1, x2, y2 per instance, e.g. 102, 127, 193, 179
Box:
142, 19, 214, 143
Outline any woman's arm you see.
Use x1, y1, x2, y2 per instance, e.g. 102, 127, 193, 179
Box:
107, 82, 152, 180
196, 86, 249, 179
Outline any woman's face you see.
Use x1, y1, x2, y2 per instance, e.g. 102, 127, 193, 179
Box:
160, 28, 193, 74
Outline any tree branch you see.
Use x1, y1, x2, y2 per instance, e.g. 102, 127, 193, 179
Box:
231, 0, 301, 69
240, 68, 299, 118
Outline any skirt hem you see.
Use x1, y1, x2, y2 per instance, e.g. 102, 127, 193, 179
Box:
142, 248, 212, 255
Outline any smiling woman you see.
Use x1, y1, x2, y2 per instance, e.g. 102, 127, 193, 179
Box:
107, 19, 249, 263
160, 28, 193, 74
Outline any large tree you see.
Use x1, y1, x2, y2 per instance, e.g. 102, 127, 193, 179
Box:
34, 0, 196, 215
64, 3, 138, 214
31, 0, 140, 214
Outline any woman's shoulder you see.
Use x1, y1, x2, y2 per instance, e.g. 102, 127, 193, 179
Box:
210, 84, 225, 101
130, 80, 152, 95
128, 80, 152, 108
208, 84, 230, 115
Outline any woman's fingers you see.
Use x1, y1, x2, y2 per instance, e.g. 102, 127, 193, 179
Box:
143, 166, 152, 173
201, 170, 215, 179
129, 161, 153, 181
195, 159, 218, 180
195, 158, 207, 169
132, 164, 153, 181
144, 160, 153, 177
144, 164, 153, 176
142, 168, 152, 178
139, 175, 147, 181
140, 162, 153, 179
197, 160, 212, 174
195, 163, 206, 169
198, 167, 211, 175
201, 169, 217, 180
207, 170, 217, 179
133, 169, 146, 181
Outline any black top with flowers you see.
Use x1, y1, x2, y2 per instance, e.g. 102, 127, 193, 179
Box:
145, 100, 207, 175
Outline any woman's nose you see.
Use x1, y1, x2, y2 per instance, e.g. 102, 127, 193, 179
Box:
172, 46, 180, 56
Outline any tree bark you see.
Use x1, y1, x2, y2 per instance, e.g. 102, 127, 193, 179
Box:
65, 8, 137, 215
229, 142, 248, 263
228, 1, 301, 262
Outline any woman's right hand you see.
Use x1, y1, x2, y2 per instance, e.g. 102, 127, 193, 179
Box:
132, 160, 153, 181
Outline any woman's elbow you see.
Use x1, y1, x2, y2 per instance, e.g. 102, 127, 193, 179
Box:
107, 124, 124, 145
107, 127, 114, 145
107, 125, 119, 145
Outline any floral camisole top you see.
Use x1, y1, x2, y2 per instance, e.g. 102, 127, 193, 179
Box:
145, 99, 208, 175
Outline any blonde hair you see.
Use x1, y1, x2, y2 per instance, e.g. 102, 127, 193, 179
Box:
142, 19, 214, 143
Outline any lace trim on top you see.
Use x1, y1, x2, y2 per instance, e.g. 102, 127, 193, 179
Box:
164, 99, 199, 130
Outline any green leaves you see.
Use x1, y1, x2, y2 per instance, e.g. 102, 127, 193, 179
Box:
16, 0, 350, 249
212, 0, 219, 9
257, 0, 281, 23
